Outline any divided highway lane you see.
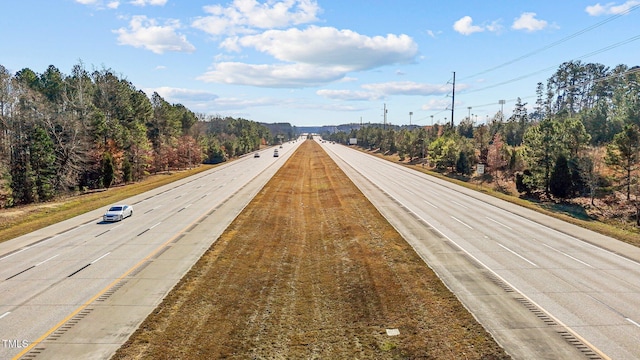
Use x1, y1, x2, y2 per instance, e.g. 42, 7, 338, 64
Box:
0, 142, 300, 359
320, 140, 640, 360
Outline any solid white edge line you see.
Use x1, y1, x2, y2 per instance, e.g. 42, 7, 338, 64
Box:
0, 312, 10, 319
497, 243, 538, 267
579, 240, 640, 267
0, 248, 28, 261
515, 212, 640, 267
542, 243, 593, 268
327, 144, 611, 360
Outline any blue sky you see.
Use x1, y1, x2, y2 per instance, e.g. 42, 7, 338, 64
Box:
1, 0, 639, 126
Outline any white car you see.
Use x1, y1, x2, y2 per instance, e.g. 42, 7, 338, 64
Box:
103, 204, 133, 222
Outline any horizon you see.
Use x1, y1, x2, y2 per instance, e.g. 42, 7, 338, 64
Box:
2, 0, 639, 127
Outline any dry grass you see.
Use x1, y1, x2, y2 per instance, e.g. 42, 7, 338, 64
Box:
112, 140, 510, 359
0, 166, 214, 244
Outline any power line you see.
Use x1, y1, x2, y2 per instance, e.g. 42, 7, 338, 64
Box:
419, 35, 640, 123
460, 4, 640, 81
416, 6, 640, 124
462, 33, 640, 95
453, 66, 640, 119
415, 64, 640, 124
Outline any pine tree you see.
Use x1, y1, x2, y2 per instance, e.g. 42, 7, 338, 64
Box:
102, 152, 115, 189
550, 154, 572, 198
456, 150, 471, 175
606, 124, 640, 200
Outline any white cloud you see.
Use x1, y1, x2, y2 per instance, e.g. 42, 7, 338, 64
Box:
339, 77, 358, 83
155, 90, 295, 113
486, 20, 503, 33
453, 16, 503, 35
421, 98, 451, 111
453, 16, 484, 35
75, 0, 120, 8
192, 0, 321, 36
197, 62, 346, 87
114, 15, 196, 54
316, 81, 451, 102
150, 87, 219, 103
130, 0, 167, 6
512, 12, 548, 32
585, 1, 640, 15
316, 89, 382, 101
362, 81, 449, 96
229, 26, 417, 71
215, 96, 284, 107
201, 26, 417, 88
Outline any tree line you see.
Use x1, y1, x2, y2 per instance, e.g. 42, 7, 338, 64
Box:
325, 61, 640, 221
0, 62, 280, 208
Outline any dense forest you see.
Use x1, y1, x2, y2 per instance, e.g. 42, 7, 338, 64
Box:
0, 62, 288, 208
325, 61, 640, 225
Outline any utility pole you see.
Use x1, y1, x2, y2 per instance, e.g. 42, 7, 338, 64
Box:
383, 103, 387, 130
451, 71, 455, 128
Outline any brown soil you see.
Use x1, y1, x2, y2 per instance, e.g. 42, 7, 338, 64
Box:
112, 140, 510, 360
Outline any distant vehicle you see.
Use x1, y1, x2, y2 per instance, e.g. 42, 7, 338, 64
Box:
103, 204, 133, 222
273, 149, 279, 157
254, 152, 260, 158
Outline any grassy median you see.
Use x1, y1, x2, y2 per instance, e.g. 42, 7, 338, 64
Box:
112, 140, 509, 359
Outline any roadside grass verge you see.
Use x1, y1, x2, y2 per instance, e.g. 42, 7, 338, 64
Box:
413, 167, 640, 247
0, 165, 214, 244
365, 148, 640, 248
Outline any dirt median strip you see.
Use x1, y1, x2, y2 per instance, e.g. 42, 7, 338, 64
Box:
112, 139, 510, 359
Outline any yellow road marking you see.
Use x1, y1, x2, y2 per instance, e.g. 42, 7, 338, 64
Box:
13, 206, 217, 359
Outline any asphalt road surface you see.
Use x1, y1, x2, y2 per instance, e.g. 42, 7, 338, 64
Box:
0, 141, 302, 360
3, 137, 640, 359
320, 139, 640, 360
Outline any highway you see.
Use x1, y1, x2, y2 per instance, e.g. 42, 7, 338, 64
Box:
320, 139, 640, 360
3, 137, 640, 359
0, 141, 302, 359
